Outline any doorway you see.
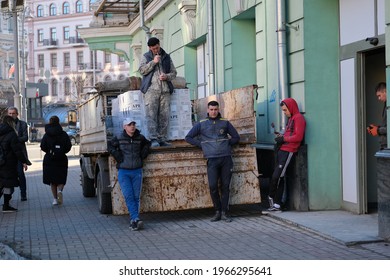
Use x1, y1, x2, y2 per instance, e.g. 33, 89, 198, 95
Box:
361, 47, 386, 213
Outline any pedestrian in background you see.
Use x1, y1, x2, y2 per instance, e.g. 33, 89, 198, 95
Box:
367, 82, 387, 150
185, 100, 240, 222
40, 116, 72, 206
267, 98, 306, 212
139, 37, 177, 148
108, 118, 151, 231
0, 115, 30, 212
7, 107, 30, 201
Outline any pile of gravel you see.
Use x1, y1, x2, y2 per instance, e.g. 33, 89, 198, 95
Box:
0, 243, 25, 260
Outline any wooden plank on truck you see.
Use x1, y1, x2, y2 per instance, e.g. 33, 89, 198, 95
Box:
110, 85, 261, 215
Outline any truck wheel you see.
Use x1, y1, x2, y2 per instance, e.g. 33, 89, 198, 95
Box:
81, 168, 95, 197
97, 171, 112, 214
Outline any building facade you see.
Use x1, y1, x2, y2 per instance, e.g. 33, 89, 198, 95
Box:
78, 0, 390, 215
21, 0, 131, 125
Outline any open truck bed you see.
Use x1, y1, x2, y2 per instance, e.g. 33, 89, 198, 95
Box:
79, 85, 260, 214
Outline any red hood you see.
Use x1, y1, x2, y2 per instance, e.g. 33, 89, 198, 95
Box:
282, 98, 300, 116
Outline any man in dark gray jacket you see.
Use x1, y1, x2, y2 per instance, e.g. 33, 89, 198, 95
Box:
8, 107, 30, 201
367, 82, 387, 149
185, 101, 240, 222
108, 118, 151, 231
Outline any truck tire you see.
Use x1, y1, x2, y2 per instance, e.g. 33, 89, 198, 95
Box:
81, 168, 95, 197
97, 170, 112, 214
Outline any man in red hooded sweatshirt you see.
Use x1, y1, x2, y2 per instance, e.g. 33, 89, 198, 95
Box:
267, 98, 306, 211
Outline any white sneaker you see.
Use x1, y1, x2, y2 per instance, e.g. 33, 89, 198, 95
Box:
57, 191, 63, 205
52, 199, 58, 206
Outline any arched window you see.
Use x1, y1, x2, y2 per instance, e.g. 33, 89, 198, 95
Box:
76, 0, 83, 13
51, 79, 58, 96
104, 75, 112, 82
63, 2, 70, 15
64, 78, 71, 95
50, 4, 57, 16
89, 0, 97, 11
118, 74, 126, 81
37, 5, 44, 17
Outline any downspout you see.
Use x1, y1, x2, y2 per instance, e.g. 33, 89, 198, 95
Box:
207, 0, 215, 95
140, 0, 151, 38
276, 0, 288, 130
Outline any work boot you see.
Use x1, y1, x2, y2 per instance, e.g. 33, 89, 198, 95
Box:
159, 141, 172, 147
151, 140, 160, 148
221, 211, 232, 223
210, 211, 221, 222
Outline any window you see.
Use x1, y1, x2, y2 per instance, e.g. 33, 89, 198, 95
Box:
118, 74, 126, 80
77, 51, 84, 66
64, 52, 70, 67
196, 42, 210, 98
38, 54, 44, 68
76, 0, 83, 13
63, 26, 70, 41
64, 78, 71, 95
118, 55, 125, 63
51, 79, 58, 96
37, 29, 44, 43
50, 53, 57, 68
76, 25, 82, 39
104, 75, 112, 82
50, 28, 57, 42
50, 4, 57, 16
37, 5, 43, 17
63, 2, 70, 14
89, 0, 97, 11
104, 52, 111, 64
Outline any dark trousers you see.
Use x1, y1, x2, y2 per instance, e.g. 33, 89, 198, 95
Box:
206, 156, 233, 212
18, 161, 27, 198
0, 186, 14, 206
269, 150, 294, 205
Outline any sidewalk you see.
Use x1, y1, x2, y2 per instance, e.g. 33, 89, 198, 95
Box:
1, 151, 389, 260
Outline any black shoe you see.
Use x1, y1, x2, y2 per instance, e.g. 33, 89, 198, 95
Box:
221, 212, 232, 223
136, 220, 144, 230
21, 197, 27, 201
210, 211, 221, 222
3, 205, 18, 213
130, 221, 138, 231
159, 141, 172, 147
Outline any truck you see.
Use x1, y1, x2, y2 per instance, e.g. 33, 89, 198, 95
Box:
78, 78, 260, 215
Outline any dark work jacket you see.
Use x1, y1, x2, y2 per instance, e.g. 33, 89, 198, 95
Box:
0, 124, 29, 188
140, 48, 174, 94
185, 114, 240, 159
108, 129, 151, 170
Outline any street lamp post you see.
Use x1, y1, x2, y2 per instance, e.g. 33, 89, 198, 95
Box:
1, 0, 29, 121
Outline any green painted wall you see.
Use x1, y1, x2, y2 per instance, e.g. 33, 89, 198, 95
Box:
303, 0, 341, 209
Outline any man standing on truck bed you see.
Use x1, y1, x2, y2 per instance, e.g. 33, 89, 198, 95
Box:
185, 100, 240, 222
139, 37, 177, 148
108, 118, 151, 231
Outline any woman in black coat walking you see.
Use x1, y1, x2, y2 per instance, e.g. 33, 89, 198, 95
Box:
0, 115, 30, 212
40, 116, 72, 206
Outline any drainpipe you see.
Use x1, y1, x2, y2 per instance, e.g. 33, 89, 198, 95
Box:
207, 0, 215, 95
140, 0, 151, 38
276, 0, 288, 130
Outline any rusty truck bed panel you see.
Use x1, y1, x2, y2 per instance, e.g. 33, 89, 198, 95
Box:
109, 85, 261, 214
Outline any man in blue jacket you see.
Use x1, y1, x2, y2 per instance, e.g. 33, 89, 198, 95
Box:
185, 101, 240, 222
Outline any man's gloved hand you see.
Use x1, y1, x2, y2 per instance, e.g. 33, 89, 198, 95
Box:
367, 124, 379, 136
111, 150, 123, 163
275, 135, 285, 144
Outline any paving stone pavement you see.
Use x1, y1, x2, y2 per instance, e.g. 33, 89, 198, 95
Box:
0, 156, 390, 260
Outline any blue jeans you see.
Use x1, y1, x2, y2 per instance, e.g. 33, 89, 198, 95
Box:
117, 168, 143, 222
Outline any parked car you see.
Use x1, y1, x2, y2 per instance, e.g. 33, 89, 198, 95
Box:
66, 128, 80, 145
